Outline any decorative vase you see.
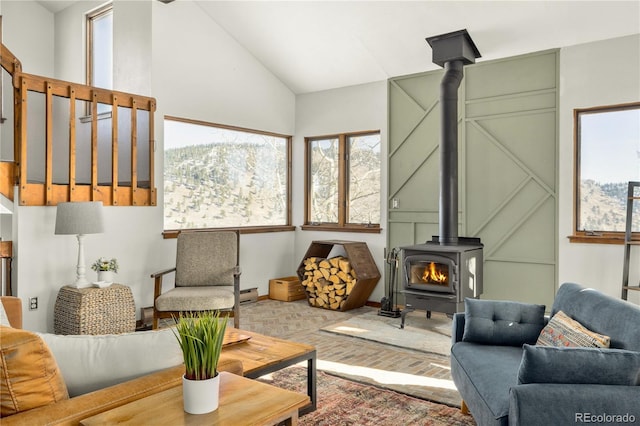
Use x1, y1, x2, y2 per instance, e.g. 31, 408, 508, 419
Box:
182, 374, 220, 414
97, 270, 114, 284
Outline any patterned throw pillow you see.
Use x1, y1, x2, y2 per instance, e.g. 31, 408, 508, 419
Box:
536, 310, 610, 348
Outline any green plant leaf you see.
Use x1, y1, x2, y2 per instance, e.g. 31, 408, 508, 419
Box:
172, 311, 228, 380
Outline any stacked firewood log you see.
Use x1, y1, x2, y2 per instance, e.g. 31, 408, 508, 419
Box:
301, 256, 357, 310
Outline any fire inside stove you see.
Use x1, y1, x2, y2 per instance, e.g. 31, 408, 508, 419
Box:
410, 261, 449, 286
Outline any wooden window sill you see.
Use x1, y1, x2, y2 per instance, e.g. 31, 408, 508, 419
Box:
568, 234, 637, 245
79, 111, 112, 123
163, 225, 295, 239
301, 224, 382, 234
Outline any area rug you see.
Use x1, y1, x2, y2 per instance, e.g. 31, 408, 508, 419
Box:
260, 366, 475, 426
321, 309, 453, 357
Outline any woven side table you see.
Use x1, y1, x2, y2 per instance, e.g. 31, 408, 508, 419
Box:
54, 284, 136, 335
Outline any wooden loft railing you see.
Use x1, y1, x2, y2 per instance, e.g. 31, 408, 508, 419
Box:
1, 42, 157, 207
15, 73, 157, 206
0, 40, 22, 75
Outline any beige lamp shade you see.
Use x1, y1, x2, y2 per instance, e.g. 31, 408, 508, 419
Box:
55, 202, 105, 235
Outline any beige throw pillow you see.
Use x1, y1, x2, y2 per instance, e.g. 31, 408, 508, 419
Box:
536, 310, 610, 348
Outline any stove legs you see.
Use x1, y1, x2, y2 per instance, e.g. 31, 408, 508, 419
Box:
400, 304, 414, 329
401, 305, 437, 328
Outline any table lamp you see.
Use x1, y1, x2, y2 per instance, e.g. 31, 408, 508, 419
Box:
55, 201, 105, 288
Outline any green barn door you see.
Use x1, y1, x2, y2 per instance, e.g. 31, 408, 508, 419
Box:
464, 51, 558, 305
388, 50, 558, 307
388, 71, 443, 252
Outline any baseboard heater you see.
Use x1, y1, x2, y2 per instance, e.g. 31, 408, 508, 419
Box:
240, 287, 259, 304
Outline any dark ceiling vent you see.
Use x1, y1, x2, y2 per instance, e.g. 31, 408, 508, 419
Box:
157, 0, 175, 3
425, 29, 481, 245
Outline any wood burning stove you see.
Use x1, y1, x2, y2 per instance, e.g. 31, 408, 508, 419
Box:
400, 236, 483, 323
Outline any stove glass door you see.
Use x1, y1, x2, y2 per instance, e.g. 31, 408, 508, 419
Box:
404, 254, 456, 293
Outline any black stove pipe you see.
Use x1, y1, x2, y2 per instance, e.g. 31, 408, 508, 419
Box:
439, 60, 464, 245
425, 29, 481, 246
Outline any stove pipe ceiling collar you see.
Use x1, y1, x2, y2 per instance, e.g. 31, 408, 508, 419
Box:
425, 29, 481, 245
425, 29, 481, 67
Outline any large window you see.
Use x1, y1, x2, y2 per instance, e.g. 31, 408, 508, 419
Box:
86, 4, 113, 90
86, 4, 112, 117
573, 102, 640, 243
163, 117, 291, 231
304, 131, 381, 232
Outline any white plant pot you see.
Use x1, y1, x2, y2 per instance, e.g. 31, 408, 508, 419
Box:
97, 270, 114, 284
182, 374, 220, 415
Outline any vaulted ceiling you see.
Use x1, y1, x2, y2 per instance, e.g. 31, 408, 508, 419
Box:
35, 1, 640, 94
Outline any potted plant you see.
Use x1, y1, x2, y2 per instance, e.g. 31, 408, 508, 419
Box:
172, 311, 227, 414
90, 257, 118, 285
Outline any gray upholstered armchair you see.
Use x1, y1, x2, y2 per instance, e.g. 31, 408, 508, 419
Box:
151, 231, 241, 329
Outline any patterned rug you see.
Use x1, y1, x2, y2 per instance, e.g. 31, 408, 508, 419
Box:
260, 366, 475, 426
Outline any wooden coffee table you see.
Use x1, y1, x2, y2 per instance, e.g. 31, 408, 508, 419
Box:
220, 328, 317, 414
80, 372, 309, 426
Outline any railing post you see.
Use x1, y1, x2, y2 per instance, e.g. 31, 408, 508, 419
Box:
91, 90, 98, 201
112, 94, 119, 205
131, 98, 138, 205
45, 82, 53, 205
11, 58, 22, 192
149, 99, 156, 206
18, 78, 27, 205
69, 86, 77, 201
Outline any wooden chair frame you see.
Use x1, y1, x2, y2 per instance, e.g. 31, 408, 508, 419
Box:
150, 231, 241, 329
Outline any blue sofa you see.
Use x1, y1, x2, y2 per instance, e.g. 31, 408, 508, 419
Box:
450, 282, 640, 426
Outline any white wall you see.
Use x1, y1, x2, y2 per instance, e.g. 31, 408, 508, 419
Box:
293, 81, 388, 304
13, 205, 175, 330
558, 34, 640, 304
151, 1, 295, 133
114, 0, 152, 95
53, 1, 103, 83
1, 1, 54, 77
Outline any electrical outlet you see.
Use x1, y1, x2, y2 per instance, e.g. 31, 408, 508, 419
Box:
29, 297, 38, 311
